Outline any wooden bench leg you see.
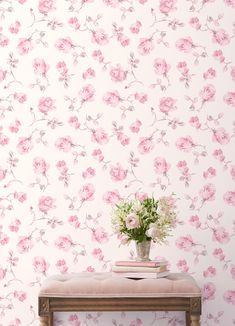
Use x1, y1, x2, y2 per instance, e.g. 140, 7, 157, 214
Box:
190, 314, 200, 326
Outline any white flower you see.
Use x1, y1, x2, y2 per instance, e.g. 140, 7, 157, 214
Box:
146, 223, 158, 239
125, 213, 140, 229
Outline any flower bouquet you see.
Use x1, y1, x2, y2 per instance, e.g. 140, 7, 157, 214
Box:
112, 196, 177, 260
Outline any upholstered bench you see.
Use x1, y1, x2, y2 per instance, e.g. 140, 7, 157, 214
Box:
38, 272, 201, 326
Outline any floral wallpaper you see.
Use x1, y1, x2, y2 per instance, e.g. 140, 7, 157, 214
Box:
0, 0, 235, 325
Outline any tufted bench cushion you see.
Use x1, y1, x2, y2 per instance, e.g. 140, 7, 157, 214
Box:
39, 272, 201, 298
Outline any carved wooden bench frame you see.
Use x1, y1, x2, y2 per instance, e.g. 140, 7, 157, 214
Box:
38, 296, 201, 326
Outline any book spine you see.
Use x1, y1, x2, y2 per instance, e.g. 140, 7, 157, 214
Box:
112, 265, 167, 273
115, 261, 166, 267
112, 271, 170, 279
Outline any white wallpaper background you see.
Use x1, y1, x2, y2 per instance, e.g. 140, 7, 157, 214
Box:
0, 0, 235, 325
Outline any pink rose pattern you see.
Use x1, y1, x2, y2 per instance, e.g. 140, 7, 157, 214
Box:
0, 0, 235, 325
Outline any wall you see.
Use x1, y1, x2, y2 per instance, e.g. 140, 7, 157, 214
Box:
0, 0, 235, 325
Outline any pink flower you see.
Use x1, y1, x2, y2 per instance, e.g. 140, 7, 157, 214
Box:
0, 133, 9, 146
203, 67, 216, 80
17, 137, 33, 154
92, 248, 104, 261
103, 190, 121, 204
117, 33, 130, 47
176, 136, 194, 152
130, 120, 142, 133
103, 91, 121, 107
79, 84, 95, 102
68, 17, 81, 31
82, 167, 95, 179
189, 215, 201, 228
159, 0, 177, 14
154, 58, 170, 75
125, 213, 140, 229
117, 133, 130, 146
55, 37, 73, 53
212, 29, 230, 46
0, 166, 6, 181
130, 318, 142, 326
38, 196, 55, 213
138, 137, 154, 154
68, 116, 80, 129
118, 234, 129, 245
212, 227, 230, 244
223, 191, 235, 206
33, 58, 49, 75
33, 256, 50, 273
92, 149, 104, 162
175, 235, 194, 251
14, 192, 27, 203
17, 236, 34, 253
130, 21, 142, 34
103, 0, 119, 7
110, 65, 127, 82
92, 29, 109, 45
56, 160, 68, 175
56, 259, 68, 273
200, 84, 216, 102
38, 0, 55, 14
203, 282, 216, 301
138, 38, 154, 55
199, 183, 216, 201
9, 120, 21, 133
177, 259, 189, 272
68, 215, 80, 229
159, 97, 176, 113
176, 37, 193, 53
177, 160, 188, 173
17, 38, 33, 55
224, 0, 235, 7
213, 149, 225, 162
0, 266, 6, 280
231, 66, 235, 81
189, 116, 201, 129
9, 21, 21, 34
92, 49, 104, 63
86, 266, 95, 272
92, 227, 108, 243
33, 157, 49, 174
82, 67, 95, 80
203, 266, 216, 278
56, 61, 68, 75
212, 128, 230, 145
0, 67, 6, 82
79, 183, 95, 201
14, 92, 27, 103
213, 49, 225, 62
14, 291, 27, 302
177, 61, 189, 75
110, 163, 127, 182
134, 93, 148, 103
189, 17, 201, 30
0, 232, 9, 245
230, 265, 235, 279
55, 235, 73, 251
203, 167, 216, 179
91, 128, 109, 145
9, 219, 21, 232
230, 165, 235, 181
224, 291, 235, 305
38, 97, 54, 114
223, 91, 235, 107
0, 33, 9, 47
154, 157, 170, 174
213, 248, 225, 261
55, 136, 73, 152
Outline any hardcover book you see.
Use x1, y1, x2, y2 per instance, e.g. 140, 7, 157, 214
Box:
112, 271, 170, 279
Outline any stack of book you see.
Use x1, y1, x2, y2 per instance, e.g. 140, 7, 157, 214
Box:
111, 260, 169, 279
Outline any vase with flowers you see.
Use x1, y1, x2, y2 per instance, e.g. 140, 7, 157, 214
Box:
111, 195, 177, 261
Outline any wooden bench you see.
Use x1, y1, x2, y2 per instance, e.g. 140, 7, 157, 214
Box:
38, 272, 201, 326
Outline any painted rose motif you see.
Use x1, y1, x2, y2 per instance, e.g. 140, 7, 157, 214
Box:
38, 0, 55, 14
38, 196, 55, 213
159, 0, 177, 14
110, 65, 127, 82
176, 37, 193, 52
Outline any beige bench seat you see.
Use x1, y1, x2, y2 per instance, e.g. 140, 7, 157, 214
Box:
38, 272, 201, 326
